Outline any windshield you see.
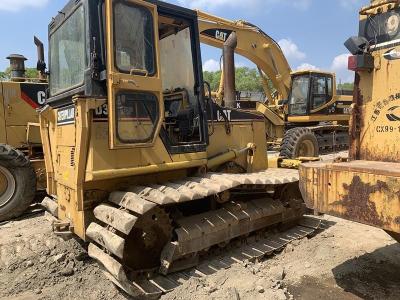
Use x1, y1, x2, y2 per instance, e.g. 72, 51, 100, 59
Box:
289, 76, 310, 115
49, 6, 86, 96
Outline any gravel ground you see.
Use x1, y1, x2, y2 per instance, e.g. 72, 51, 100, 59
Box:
2, 151, 398, 300
0, 212, 399, 300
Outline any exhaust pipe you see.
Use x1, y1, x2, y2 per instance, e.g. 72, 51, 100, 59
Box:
34, 36, 47, 81
6, 54, 27, 82
223, 32, 237, 108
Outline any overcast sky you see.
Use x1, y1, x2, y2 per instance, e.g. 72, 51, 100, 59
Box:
0, 0, 369, 82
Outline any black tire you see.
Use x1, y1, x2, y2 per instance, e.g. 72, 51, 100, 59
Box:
0, 144, 36, 221
280, 128, 319, 158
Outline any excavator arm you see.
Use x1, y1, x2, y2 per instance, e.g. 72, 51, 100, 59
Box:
197, 10, 292, 101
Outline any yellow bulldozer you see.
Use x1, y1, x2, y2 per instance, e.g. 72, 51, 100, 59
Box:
39, 0, 320, 297
197, 12, 353, 158
300, 0, 400, 242
0, 50, 47, 221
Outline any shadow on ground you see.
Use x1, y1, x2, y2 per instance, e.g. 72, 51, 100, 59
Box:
332, 243, 400, 300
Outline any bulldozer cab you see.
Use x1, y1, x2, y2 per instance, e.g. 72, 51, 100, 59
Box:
48, 0, 207, 153
288, 71, 335, 116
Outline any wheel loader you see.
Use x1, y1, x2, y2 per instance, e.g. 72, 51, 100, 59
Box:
0, 51, 47, 221
39, 0, 319, 297
300, 0, 400, 242
197, 12, 353, 158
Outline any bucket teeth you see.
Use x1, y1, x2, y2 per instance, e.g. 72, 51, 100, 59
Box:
87, 223, 125, 259
93, 204, 138, 235
109, 191, 156, 215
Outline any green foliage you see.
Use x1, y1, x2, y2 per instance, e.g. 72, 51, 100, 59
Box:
203, 70, 222, 91
337, 82, 354, 91
235, 67, 264, 92
0, 67, 39, 80
25, 68, 40, 79
203, 67, 264, 92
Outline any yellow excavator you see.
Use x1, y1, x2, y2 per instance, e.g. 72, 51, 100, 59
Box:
300, 0, 400, 242
39, 0, 320, 297
197, 11, 353, 158
0, 51, 47, 221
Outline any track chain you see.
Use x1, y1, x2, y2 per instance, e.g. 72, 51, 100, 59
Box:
86, 169, 317, 298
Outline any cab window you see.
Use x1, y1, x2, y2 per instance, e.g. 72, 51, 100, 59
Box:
311, 75, 333, 110
116, 92, 159, 143
289, 76, 310, 115
114, 2, 156, 75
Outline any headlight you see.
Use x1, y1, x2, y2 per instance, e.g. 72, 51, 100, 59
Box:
386, 13, 400, 37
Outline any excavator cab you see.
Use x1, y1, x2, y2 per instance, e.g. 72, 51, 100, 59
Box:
288, 72, 334, 117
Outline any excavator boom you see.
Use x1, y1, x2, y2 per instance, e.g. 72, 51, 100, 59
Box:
197, 11, 352, 158
197, 10, 292, 101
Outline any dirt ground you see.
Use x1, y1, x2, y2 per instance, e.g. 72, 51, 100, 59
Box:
1, 151, 399, 300
1, 211, 399, 300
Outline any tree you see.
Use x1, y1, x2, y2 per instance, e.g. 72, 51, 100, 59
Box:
203, 67, 264, 92
203, 70, 222, 91
337, 82, 354, 91
0, 67, 39, 80
235, 67, 264, 92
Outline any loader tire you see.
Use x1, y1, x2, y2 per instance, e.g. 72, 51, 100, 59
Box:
0, 144, 36, 222
280, 128, 319, 158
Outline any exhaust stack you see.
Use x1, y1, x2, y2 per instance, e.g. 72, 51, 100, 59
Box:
223, 32, 237, 108
6, 54, 27, 82
34, 36, 46, 80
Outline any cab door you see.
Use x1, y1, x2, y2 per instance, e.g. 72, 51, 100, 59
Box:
0, 83, 7, 143
105, 0, 163, 149
310, 74, 333, 114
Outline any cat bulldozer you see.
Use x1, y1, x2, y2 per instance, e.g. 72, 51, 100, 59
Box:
197, 11, 353, 158
40, 0, 320, 297
0, 51, 47, 221
300, 0, 400, 242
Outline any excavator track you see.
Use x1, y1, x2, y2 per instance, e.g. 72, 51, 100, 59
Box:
309, 124, 349, 153
87, 168, 320, 298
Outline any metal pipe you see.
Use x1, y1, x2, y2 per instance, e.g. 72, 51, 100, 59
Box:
207, 145, 252, 170
6, 54, 27, 82
34, 36, 46, 80
223, 32, 237, 108
87, 159, 207, 182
